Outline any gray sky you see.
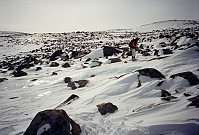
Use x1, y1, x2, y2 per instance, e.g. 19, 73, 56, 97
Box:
0, 0, 199, 33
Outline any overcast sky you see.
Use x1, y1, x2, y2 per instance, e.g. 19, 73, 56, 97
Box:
0, 0, 198, 33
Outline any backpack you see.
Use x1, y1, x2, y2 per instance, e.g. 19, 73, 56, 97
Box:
129, 39, 137, 48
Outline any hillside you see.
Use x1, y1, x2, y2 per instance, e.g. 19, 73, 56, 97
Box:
0, 20, 199, 135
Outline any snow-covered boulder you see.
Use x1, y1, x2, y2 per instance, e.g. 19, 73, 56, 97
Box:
170, 71, 199, 85
24, 109, 81, 135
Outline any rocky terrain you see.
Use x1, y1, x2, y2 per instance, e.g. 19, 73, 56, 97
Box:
0, 20, 199, 135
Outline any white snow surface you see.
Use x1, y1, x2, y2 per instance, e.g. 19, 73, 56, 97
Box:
0, 20, 199, 135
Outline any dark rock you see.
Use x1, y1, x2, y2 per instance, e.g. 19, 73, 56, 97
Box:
0, 78, 8, 83
62, 62, 71, 68
136, 68, 165, 79
161, 96, 177, 101
184, 93, 191, 97
55, 94, 79, 109
31, 79, 38, 81
23, 109, 81, 135
109, 58, 122, 63
9, 96, 18, 99
102, 46, 121, 57
90, 74, 96, 77
67, 82, 77, 90
16, 63, 34, 71
71, 51, 79, 58
75, 80, 89, 88
52, 72, 58, 75
161, 89, 171, 97
50, 50, 63, 61
50, 62, 59, 67
12, 70, 27, 77
163, 48, 173, 55
36, 67, 42, 71
170, 71, 199, 85
97, 102, 118, 115
90, 60, 102, 68
85, 58, 92, 62
187, 95, 199, 108
64, 77, 72, 83
157, 81, 164, 86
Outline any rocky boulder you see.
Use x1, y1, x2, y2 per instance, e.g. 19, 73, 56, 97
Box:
23, 109, 81, 135
62, 62, 71, 68
49, 50, 63, 61
97, 102, 118, 115
102, 46, 121, 57
75, 80, 89, 88
64, 77, 72, 83
187, 95, 199, 108
136, 68, 165, 79
50, 62, 59, 67
170, 71, 199, 85
162, 48, 173, 55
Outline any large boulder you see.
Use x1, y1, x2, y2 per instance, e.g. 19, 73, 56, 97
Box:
170, 71, 199, 85
136, 68, 165, 79
12, 70, 27, 77
50, 50, 63, 61
97, 102, 118, 115
24, 109, 81, 135
102, 46, 121, 57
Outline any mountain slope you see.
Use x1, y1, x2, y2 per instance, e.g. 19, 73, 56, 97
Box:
0, 20, 199, 135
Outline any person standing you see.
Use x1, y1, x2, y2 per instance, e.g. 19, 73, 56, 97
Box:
128, 37, 139, 61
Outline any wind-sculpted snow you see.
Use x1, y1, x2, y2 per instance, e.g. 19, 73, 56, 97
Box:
0, 20, 199, 135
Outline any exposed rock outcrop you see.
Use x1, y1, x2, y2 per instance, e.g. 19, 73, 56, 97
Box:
24, 109, 81, 135
136, 68, 165, 79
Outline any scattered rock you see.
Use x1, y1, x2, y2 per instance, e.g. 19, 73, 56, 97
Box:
0, 78, 8, 83
9, 96, 18, 99
90, 60, 102, 68
187, 95, 199, 108
184, 93, 191, 97
136, 68, 165, 79
170, 71, 199, 85
90, 74, 96, 77
36, 67, 42, 71
50, 62, 59, 67
31, 79, 38, 81
52, 72, 58, 75
109, 58, 122, 63
85, 58, 92, 62
75, 80, 89, 88
157, 81, 164, 86
161, 96, 177, 101
62, 62, 71, 68
67, 82, 77, 90
23, 109, 81, 135
12, 70, 27, 77
97, 102, 118, 115
64, 77, 72, 83
161, 89, 171, 97
55, 94, 79, 109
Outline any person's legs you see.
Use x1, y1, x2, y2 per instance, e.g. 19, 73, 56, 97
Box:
132, 48, 136, 60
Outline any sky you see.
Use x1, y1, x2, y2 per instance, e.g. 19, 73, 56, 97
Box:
0, 0, 199, 33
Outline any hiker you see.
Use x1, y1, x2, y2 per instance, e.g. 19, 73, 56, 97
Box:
128, 37, 139, 60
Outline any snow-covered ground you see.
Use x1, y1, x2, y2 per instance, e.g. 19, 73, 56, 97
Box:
0, 20, 199, 135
